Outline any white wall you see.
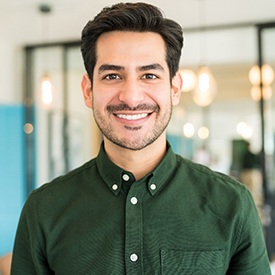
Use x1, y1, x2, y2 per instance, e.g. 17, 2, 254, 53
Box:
180, 27, 258, 67
0, 41, 23, 104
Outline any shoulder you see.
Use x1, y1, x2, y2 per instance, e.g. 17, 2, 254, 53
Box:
176, 154, 247, 193
28, 158, 98, 202
174, 154, 253, 217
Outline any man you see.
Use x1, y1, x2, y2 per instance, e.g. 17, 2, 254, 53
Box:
11, 2, 271, 274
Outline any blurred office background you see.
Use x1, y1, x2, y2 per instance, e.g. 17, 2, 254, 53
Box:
1, 0, 275, 272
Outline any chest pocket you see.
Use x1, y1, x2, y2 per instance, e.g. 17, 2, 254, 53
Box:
161, 249, 224, 275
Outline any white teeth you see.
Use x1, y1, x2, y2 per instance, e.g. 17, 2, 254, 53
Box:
116, 113, 148, 120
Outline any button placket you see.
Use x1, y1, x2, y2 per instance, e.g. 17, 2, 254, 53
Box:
125, 184, 143, 273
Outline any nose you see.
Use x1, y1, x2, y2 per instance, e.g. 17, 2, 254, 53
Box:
118, 78, 144, 107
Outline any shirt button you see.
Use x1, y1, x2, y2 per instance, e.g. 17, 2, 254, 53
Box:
112, 184, 118, 191
122, 174, 130, 181
130, 253, 138, 262
150, 184, 156, 190
130, 197, 138, 205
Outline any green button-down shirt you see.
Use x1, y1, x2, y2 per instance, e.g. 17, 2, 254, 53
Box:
11, 142, 271, 274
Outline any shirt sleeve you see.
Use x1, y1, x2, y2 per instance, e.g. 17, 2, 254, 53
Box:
227, 186, 271, 274
10, 195, 53, 275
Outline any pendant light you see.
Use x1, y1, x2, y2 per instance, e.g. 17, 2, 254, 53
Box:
248, 64, 274, 101
193, 65, 216, 106
193, 0, 216, 106
179, 69, 197, 92
41, 74, 53, 105
39, 3, 54, 108
249, 64, 274, 86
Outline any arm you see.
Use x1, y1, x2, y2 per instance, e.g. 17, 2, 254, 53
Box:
227, 187, 271, 274
11, 196, 53, 275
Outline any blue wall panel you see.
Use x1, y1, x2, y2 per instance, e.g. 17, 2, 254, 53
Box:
0, 105, 25, 256
167, 134, 193, 160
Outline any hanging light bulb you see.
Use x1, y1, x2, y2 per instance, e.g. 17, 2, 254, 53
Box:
248, 64, 274, 86
198, 126, 209, 140
179, 69, 197, 92
250, 85, 272, 101
38, 4, 54, 109
236, 121, 253, 139
193, 66, 216, 106
248, 64, 274, 101
40, 74, 53, 107
183, 122, 195, 138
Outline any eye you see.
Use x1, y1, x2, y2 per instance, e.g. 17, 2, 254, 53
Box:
142, 74, 158, 80
104, 74, 121, 80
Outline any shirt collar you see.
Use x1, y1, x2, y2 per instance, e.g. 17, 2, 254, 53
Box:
96, 142, 177, 196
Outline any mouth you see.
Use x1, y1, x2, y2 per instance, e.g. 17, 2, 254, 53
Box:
107, 103, 157, 124
115, 113, 149, 121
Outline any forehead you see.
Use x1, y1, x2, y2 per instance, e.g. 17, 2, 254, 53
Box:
95, 31, 167, 66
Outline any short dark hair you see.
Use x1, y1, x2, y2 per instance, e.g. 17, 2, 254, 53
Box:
80, 2, 183, 83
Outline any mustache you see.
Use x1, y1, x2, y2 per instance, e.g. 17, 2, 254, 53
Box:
107, 103, 159, 113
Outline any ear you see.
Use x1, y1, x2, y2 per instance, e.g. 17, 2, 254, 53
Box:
81, 74, 93, 109
171, 71, 182, 106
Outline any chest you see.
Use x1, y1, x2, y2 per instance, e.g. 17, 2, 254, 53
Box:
44, 188, 234, 274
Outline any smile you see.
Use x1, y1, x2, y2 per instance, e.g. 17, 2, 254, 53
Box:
116, 113, 149, 121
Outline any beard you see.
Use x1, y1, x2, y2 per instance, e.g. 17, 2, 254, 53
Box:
93, 101, 172, 151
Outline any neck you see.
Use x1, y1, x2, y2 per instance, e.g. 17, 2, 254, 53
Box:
104, 135, 167, 181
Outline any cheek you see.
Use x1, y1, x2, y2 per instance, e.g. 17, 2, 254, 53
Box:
92, 91, 113, 111
154, 88, 173, 107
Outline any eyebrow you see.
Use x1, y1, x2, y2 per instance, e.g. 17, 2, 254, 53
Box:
138, 63, 164, 72
97, 63, 164, 74
98, 64, 124, 74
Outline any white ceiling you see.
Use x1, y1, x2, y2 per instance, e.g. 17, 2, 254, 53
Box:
1, 0, 275, 45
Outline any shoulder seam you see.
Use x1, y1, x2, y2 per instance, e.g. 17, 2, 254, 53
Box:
31, 158, 97, 196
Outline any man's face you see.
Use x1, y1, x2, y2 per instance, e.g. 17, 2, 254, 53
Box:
82, 31, 181, 151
